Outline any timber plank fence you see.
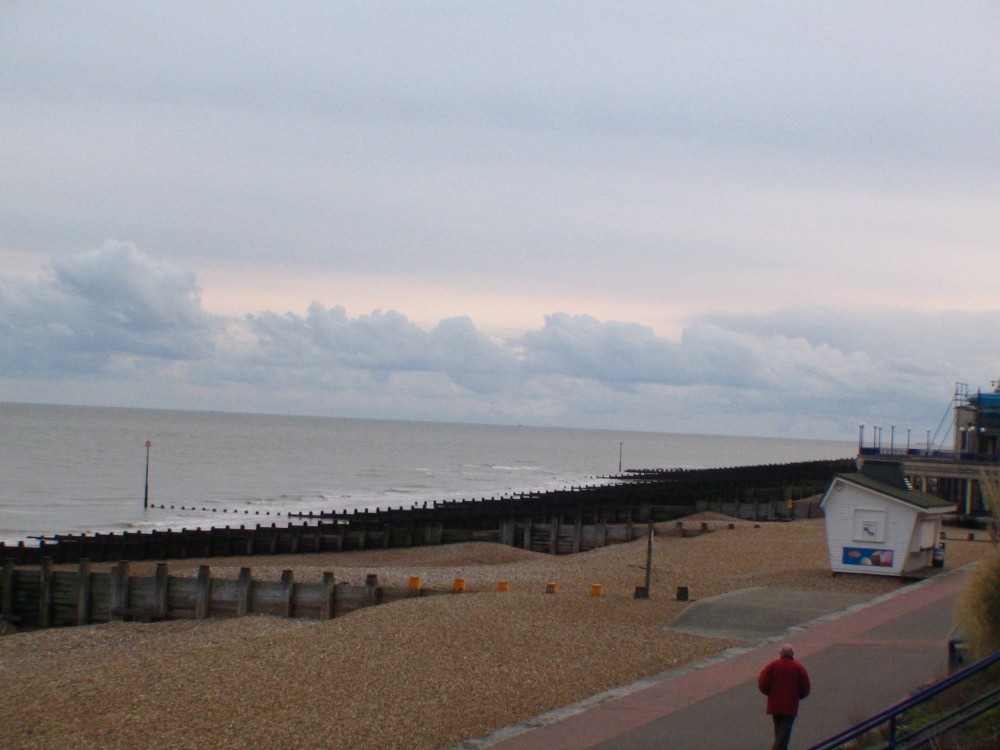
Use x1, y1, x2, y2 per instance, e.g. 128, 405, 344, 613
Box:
0, 558, 445, 629
0, 459, 853, 566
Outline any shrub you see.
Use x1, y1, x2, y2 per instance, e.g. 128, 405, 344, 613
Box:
956, 548, 1000, 658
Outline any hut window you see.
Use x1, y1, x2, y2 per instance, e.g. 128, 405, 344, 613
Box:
853, 509, 886, 542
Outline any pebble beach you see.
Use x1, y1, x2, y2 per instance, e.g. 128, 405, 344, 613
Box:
0, 514, 991, 750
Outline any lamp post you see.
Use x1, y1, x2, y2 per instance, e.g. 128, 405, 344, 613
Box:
143, 440, 152, 509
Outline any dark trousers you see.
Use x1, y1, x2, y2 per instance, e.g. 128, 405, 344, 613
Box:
771, 714, 795, 750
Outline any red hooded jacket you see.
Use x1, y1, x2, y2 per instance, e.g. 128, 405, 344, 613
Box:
758, 655, 811, 716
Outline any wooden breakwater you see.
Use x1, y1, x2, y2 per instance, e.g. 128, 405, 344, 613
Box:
0, 459, 853, 566
0, 559, 445, 629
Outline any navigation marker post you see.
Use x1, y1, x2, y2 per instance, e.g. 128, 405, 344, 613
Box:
143, 440, 152, 509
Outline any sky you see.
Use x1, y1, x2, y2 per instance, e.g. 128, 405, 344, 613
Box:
1, 2, 998, 442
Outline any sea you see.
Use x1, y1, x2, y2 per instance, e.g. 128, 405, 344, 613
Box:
0, 402, 856, 546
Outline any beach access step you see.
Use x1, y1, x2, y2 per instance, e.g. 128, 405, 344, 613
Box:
0, 559, 447, 630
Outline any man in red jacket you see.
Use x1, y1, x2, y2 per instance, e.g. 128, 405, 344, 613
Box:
758, 644, 811, 750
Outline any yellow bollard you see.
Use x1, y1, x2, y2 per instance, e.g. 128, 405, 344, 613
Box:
452, 577, 465, 593
545, 582, 559, 594
497, 580, 509, 592
408, 576, 421, 591
589, 583, 603, 597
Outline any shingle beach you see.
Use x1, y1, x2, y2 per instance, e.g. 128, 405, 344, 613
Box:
0, 514, 990, 749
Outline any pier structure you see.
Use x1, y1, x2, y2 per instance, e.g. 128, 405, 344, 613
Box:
858, 381, 1000, 516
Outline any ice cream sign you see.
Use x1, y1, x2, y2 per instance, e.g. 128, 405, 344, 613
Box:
842, 547, 894, 567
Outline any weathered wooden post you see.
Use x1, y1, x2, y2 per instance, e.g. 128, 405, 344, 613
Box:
76, 559, 92, 626
194, 565, 211, 619
153, 563, 169, 620
39, 557, 53, 628
279, 569, 293, 618
635, 520, 654, 599
364, 573, 379, 608
644, 520, 654, 595
110, 561, 130, 621
236, 567, 251, 617
143, 440, 151, 509
320, 572, 336, 619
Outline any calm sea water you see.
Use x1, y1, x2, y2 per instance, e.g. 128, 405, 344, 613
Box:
0, 403, 855, 545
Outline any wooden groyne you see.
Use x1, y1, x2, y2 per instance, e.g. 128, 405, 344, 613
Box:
0, 559, 447, 629
0, 459, 854, 566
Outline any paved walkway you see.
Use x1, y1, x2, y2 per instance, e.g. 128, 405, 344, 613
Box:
456, 567, 968, 750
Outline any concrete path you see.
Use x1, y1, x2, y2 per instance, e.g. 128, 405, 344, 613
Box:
456, 568, 968, 750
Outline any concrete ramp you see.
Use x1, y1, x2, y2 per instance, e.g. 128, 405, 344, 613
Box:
666, 587, 874, 642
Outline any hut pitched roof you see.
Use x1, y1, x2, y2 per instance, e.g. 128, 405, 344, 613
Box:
827, 460, 956, 512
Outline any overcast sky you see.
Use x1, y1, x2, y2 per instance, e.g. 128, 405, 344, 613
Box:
2, 2, 998, 441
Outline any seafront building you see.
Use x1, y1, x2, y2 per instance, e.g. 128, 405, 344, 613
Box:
858, 381, 1000, 517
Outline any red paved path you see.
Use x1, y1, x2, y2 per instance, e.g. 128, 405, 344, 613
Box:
470, 568, 967, 750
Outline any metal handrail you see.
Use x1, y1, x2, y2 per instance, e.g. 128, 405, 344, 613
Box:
808, 650, 1000, 750
898, 683, 1000, 749
859, 446, 1000, 463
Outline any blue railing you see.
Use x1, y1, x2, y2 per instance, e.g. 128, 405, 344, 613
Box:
859, 447, 1000, 464
808, 650, 1000, 749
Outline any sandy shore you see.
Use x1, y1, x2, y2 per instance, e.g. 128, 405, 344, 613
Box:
0, 515, 991, 749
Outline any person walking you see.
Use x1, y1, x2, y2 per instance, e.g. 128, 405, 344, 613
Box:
758, 644, 811, 750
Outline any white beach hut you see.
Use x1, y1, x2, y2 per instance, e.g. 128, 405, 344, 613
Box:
820, 459, 956, 577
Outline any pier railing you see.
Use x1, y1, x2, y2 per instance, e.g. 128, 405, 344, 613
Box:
860, 446, 1000, 464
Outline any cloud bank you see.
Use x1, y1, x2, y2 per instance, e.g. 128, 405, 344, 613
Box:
2, 244, 995, 441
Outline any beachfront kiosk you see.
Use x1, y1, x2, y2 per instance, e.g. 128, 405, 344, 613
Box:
820, 459, 956, 577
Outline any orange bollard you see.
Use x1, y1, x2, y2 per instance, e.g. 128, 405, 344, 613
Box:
589, 583, 603, 597
452, 577, 465, 593
497, 580, 509, 592
408, 576, 421, 590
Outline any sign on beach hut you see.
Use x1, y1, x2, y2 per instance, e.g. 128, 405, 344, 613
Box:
820, 460, 956, 577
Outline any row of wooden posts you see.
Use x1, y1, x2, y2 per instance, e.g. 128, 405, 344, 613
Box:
0, 494, 821, 567
0, 517, 643, 566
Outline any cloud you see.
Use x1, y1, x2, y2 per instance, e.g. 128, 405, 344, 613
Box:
2, 244, 997, 440
520, 313, 688, 387
0, 241, 215, 376
246, 303, 517, 393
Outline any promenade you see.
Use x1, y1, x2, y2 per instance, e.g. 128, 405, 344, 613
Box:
466, 567, 969, 750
